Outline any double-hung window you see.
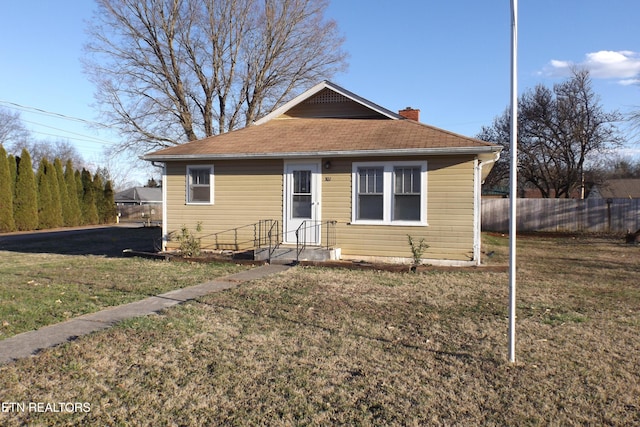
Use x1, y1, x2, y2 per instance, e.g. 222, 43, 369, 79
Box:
352, 161, 426, 225
393, 166, 421, 221
186, 165, 214, 204
357, 167, 384, 220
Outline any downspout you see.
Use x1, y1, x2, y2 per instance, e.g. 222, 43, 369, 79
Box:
474, 152, 500, 265
473, 159, 482, 265
150, 161, 168, 252
161, 164, 168, 252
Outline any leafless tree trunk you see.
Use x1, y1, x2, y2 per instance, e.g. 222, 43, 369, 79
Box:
84, 0, 347, 152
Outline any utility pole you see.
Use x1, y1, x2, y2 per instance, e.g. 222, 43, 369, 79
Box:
508, 0, 518, 363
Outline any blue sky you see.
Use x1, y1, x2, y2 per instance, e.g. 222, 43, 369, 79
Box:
1, 0, 639, 185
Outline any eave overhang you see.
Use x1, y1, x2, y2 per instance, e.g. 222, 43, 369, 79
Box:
142, 145, 502, 162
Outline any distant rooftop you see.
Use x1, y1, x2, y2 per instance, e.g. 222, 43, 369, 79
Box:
588, 179, 640, 199
115, 187, 162, 204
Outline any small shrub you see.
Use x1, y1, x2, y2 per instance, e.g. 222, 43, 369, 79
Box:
407, 234, 429, 266
177, 222, 202, 257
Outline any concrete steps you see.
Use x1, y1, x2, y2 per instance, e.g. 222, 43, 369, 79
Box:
254, 245, 340, 262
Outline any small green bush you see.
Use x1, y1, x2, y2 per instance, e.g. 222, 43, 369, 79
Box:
407, 234, 429, 266
177, 222, 202, 257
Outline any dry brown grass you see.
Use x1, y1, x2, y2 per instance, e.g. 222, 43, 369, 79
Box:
0, 234, 638, 425
0, 252, 247, 338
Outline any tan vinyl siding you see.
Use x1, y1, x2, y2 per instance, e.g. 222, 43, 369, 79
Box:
164, 160, 282, 251
164, 155, 477, 261
321, 156, 476, 261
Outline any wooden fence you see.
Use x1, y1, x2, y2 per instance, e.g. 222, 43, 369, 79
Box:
482, 198, 640, 233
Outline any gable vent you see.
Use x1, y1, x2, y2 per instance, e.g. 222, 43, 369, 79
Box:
305, 90, 348, 104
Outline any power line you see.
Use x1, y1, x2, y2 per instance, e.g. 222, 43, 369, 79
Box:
27, 130, 112, 152
20, 119, 117, 146
0, 99, 121, 147
0, 99, 107, 128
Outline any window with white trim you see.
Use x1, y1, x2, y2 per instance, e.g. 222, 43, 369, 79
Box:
352, 161, 427, 225
394, 166, 421, 220
357, 167, 384, 220
186, 165, 214, 204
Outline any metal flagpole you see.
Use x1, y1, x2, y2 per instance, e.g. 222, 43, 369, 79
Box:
508, 0, 518, 363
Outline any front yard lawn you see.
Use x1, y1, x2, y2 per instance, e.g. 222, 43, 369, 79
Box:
0, 233, 638, 425
0, 252, 247, 339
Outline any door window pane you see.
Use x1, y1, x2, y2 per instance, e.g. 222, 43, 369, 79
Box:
292, 195, 312, 218
294, 170, 311, 194
292, 169, 312, 219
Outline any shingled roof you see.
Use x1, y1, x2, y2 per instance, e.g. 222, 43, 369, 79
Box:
589, 179, 640, 199
143, 118, 498, 161
115, 187, 162, 204
142, 80, 501, 161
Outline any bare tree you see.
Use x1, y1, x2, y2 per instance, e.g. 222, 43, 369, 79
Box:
628, 103, 640, 144
0, 109, 86, 170
478, 69, 624, 198
0, 107, 30, 148
9, 138, 85, 172
84, 0, 347, 152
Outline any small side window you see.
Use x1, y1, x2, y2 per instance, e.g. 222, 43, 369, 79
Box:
187, 166, 213, 204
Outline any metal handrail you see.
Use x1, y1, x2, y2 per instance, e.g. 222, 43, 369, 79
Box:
264, 219, 280, 264
294, 220, 337, 263
198, 219, 281, 252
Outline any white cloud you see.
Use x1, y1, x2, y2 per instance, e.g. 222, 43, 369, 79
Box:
619, 79, 640, 86
543, 50, 640, 84
550, 59, 571, 68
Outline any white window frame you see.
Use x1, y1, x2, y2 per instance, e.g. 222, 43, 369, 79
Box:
186, 165, 214, 205
351, 161, 427, 226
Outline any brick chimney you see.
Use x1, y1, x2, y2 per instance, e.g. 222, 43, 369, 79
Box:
398, 107, 420, 122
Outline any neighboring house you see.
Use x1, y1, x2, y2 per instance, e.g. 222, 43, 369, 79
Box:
115, 187, 163, 205
587, 179, 640, 200
115, 186, 163, 225
142, 81, 501, 266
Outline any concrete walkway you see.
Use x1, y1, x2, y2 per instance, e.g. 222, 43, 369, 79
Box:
0, 264, 291, 365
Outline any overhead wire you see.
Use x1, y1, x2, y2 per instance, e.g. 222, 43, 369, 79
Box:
20, 119, 116, 146
0, 99, 119, 147
0, 99, 106, 127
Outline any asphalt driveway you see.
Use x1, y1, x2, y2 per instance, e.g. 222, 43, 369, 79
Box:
0, 224, 162, 257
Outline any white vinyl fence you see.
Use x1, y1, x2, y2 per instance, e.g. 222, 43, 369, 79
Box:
482, 198, 640, 233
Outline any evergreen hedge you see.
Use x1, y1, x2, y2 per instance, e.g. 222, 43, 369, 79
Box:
1, 148, 118, 232
0, 145, 16, 232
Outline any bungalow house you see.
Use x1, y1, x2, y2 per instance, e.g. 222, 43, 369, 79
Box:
142, 81, 501, 266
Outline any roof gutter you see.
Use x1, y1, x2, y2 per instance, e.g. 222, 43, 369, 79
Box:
141, 146, 502, 162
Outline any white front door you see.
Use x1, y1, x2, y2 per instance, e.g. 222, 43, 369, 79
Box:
284, 162, 320, 245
